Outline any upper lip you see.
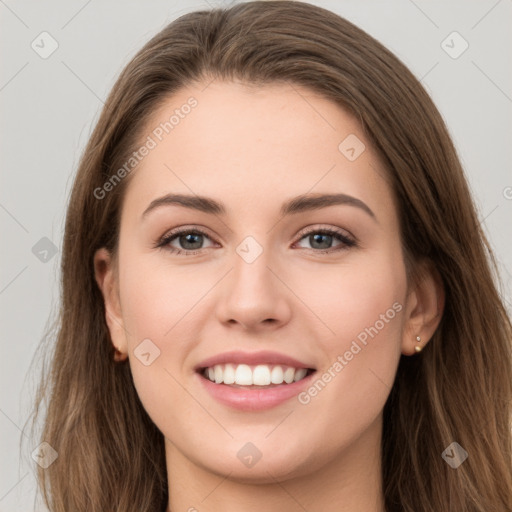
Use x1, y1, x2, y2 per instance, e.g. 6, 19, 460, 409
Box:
194, 350, 316, 371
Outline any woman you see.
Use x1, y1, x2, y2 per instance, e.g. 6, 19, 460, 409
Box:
30, 1, 512, 511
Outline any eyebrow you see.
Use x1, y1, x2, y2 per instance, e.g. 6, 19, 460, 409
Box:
141, 192, 376, 221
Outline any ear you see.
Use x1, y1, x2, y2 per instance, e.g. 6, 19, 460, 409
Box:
93, 248, 128, 361
401, 259, 445, 355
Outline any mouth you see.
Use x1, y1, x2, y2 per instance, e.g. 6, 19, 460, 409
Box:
196, 363, 317, 388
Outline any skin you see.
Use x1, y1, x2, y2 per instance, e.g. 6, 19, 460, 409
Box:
94, 80, 444, 512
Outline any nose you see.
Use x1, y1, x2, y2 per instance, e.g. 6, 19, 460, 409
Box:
214, 240, 293, 332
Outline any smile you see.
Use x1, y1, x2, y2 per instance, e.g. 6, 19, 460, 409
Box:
196, 365, 317, 411
199, 363, 315, 387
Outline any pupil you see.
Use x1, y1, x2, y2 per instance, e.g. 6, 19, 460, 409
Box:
181, 233, 202, 250
311, 233, 331, 249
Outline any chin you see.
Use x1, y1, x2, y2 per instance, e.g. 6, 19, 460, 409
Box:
195, 445, 314, 484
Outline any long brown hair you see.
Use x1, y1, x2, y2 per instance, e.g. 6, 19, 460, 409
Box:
28, 1, 512, 510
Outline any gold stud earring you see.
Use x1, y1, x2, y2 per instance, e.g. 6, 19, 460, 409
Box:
414, 335, 422, 353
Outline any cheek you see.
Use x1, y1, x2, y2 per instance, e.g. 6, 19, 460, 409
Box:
115, 251, 202, 417
290, 248, 406, 346
118, 251, 203, 340
291, 249, 405, 421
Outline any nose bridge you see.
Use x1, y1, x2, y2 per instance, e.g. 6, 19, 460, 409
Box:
231, 233, 276, 297
215, 231, 291, 328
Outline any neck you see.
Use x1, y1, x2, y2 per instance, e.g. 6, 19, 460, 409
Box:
164, 414, 385, 512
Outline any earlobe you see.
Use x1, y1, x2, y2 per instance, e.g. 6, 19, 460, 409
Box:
401, 260, 445, 356
93, 248, 128, 361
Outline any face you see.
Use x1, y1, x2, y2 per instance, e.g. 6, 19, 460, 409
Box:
97, 80, 415, 482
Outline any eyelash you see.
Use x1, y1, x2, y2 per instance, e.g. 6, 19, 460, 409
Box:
155, 225, 357, 256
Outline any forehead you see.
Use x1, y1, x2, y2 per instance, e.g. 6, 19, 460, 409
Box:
121, 80, 393, 221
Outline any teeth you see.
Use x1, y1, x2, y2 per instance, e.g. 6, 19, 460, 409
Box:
270, 365, 284, 384
253, 365, 271, 385
214, 365, 223, 384
235, 364, 253, 385
202, 363, 311, 386
294, 368, 308, 382
223, 363, 235, 384
283, 367, 295, 383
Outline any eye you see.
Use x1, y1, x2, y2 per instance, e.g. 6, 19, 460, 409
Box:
155, 225, 357, 256
156, 227, 216, 256
293, 226, 356, 254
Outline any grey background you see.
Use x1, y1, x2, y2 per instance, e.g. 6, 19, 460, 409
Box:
1, 0, 511, 510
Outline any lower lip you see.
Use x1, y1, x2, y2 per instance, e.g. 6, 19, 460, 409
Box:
196, 370, 316, 411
